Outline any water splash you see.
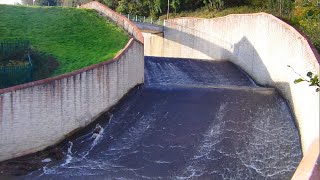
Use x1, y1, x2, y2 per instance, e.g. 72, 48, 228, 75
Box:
83, 124, 105, 158
62, 141, 73, 166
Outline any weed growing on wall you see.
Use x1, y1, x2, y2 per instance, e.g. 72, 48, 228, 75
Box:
288, 65, 320, 92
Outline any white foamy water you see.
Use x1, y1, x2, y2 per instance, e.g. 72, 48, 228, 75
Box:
83, 124, 105, 158
61, 141, 74, 166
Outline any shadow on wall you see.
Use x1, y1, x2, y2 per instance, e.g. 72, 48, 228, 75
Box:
163, 25, 274, 84
163, 25, 231, 60
162, 24, 298, 142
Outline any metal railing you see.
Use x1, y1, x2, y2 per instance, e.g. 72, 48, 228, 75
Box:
121, 14, 164, 26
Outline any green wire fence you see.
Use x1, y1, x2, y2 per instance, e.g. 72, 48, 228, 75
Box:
0, 40, 33, 89
121, 14, 164, 26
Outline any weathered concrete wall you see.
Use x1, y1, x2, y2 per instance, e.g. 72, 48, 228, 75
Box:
143, 13, 319, 153
143, 32, 165, 56
0, 2, 144, 162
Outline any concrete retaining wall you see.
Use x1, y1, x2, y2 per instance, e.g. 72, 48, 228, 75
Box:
0, 2, 144, 162
144, 13, 319, 153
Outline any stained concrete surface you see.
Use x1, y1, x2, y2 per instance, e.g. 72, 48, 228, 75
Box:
22, 57, 301, 179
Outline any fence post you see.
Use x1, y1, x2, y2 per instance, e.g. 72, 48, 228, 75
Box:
151, 17, 153, 24
135, 15, 137, 21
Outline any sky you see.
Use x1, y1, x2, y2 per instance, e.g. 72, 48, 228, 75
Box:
0, 0, 22, 5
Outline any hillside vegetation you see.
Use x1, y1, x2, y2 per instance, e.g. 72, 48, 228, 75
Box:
13, 1, 320, 54
99, 0, 320, 54
0, 5, 129, 76
159, 1, 320, 53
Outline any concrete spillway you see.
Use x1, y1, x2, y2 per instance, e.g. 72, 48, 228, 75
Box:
25, 57, 301, 179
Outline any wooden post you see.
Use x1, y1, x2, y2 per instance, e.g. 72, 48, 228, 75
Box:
279, 0, 282, 17
167, 0, 170, 20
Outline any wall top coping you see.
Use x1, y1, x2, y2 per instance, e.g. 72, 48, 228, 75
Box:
165, 12, 320, 66
0, 38, 136, 95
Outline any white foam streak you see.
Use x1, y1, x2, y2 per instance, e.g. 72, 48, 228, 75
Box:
83, 124, 104, 157
62, 141, 73, 166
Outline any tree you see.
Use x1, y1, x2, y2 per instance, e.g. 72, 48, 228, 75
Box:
33, 0, 58, 6
170, 0, 181, 13
295, 0, 320, 7
51, 0, 91, 7
148, 0, 162, 17
203, 0, 224, 11
116, 0, 127, 13
247, 0, 268, 8
267, 0, 294, 17
102, 0, 118, 9
21, 0, 34, 5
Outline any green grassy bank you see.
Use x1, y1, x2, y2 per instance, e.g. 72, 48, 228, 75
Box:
0, 5, 129, 76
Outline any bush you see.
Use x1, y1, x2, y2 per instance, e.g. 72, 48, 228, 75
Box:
291, 6, 320, 53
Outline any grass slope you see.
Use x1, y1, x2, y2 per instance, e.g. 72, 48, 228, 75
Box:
0, 5, 129, 76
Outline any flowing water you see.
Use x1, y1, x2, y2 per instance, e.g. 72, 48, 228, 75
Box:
25, 57, 301, 179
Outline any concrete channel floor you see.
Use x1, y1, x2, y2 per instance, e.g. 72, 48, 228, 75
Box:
21, 56, 302, 179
